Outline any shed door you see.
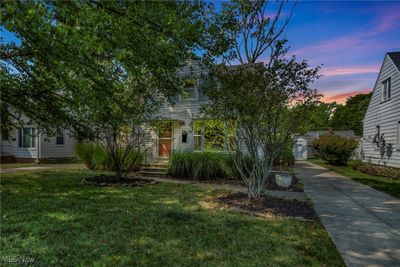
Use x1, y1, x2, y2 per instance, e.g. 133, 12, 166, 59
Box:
293, 139, 308, 160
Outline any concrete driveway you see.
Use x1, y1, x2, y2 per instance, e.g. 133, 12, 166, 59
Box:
295, 161, 400, 267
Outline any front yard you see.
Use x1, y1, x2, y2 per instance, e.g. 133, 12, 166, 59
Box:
309, 159, 400, 198
1, 169, 343, 266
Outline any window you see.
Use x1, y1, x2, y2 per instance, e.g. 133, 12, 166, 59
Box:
18, 128, 35, 148
193, 127, 202, 151
56, 131, 64, 145
397, 122, 400, 150
382, 78, 391, 101
181, 131, 188, 143
181, 87, 196, 100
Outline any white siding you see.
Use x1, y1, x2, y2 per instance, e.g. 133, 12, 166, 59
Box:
362, 55, 400, 168
40, 130, 77, 159
1, 127, 39, 159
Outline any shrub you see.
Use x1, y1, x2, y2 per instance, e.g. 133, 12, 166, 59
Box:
313, 135, 358, 166
75, 143, 143, 172
273, 145, 295, 167
351, 160, 400, 180
168, 151, 236, 181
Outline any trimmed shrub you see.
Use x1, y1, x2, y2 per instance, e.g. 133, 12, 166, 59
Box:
314, 135, 358, 166
273, 145, 295, 166
75, 143, 143, 172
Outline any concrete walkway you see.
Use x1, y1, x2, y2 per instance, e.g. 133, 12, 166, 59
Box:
295, 161, 400, 267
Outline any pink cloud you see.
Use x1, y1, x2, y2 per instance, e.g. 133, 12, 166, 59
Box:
321, 89, 372, 104
320, 65, 379, 76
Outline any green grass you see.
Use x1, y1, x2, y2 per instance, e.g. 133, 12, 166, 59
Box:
0, 169, 343, 266
309, 158, 400, 198
0, 163, 37, 169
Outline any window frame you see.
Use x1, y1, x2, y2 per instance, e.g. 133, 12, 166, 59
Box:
181, 86, 196, 101
56, 130, 65, 146
18, 127, 36, 148
381, 77, 391, 102
397, 121, 400, 150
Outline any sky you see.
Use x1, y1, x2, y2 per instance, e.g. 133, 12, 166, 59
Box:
2, 1, 400, 104
282, 1, 400, 103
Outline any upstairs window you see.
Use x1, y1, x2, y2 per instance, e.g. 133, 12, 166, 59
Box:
56, 131, 64, 145
382, 77, 391, 101
18, 127, 35, 148
181, 87, 196, 100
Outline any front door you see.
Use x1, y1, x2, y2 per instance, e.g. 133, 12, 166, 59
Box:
158, 122, 172, 157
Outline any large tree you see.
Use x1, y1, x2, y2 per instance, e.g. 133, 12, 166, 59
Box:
330, 93, 372, 135
0, 0, 210, 136
299, 101, 337, 133
204, 0, 320, 199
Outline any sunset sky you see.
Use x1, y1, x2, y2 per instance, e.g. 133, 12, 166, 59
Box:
2, 1, 399, 104
283, 1, 400, 103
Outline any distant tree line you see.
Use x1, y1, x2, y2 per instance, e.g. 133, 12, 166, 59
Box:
300, 93, 372, 136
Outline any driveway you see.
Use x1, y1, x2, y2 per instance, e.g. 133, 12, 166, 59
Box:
295, 161, 400, 267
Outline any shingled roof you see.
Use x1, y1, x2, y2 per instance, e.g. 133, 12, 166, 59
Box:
388, 51, 400, 71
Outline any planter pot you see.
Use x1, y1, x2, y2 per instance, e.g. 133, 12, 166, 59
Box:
275, 172, 293, 188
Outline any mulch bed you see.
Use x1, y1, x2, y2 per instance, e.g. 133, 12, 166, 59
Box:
82, 175, 157, 187
216, 192, 317, 221
167, 175, 304, 192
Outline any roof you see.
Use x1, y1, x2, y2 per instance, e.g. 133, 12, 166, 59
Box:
387, 51, 400, 71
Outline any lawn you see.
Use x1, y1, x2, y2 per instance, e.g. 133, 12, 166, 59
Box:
308, 158, 400, 198
0, 163, 38, 169
0, 169, 343, 266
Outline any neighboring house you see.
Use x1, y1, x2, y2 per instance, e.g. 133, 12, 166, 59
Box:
0, 126, 77, 163
362, 51, 400, 168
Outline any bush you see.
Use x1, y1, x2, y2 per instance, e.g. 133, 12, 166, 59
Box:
273, 145, 295, 166
313, 135, 358, 166
168, 151, 237, 181
351, 160, 400, 180
75, 143, 143, 172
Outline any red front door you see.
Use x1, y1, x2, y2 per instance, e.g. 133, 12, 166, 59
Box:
158, 122, 172, 156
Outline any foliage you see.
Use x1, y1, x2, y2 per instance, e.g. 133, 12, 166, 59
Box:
352, 160, 400, 180
299, 102, 337, 133
1, 0, 211, 135
203, 0, 320, 199
273, 143, 295, 167
313, 135, 358, 166
75, 143, 143, 172
1, 169, 344, 266
193, 120, 227, 151
168, 151, 235, 181
330, 93, 372, 135
310, 159, 400, 198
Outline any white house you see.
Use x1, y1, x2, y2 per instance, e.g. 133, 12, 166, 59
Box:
362, 51, 400, 168
1, 126, 77, 163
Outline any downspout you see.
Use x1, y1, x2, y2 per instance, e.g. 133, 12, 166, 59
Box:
36, 132, 41, 164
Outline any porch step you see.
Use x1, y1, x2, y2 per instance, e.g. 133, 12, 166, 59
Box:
139, 158, 169, 178
139, 171, 167, 177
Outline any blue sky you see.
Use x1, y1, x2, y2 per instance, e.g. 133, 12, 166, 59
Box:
282, 1, 400, 103
2, 1, 400, 104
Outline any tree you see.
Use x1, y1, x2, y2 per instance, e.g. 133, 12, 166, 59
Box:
204, 0, 320, 199
299, 101, 337, 133
1, 0, 210, 136
330, 93, 372, 135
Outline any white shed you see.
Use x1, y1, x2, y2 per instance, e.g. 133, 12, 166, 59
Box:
293, 137, 308, 160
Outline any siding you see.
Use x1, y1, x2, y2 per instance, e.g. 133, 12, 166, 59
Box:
40, 130, 77, 159
144, 62, 209, 160
0, 127, 39, 159
362, 54, 400, 168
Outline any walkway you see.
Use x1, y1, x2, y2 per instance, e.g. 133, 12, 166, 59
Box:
295, 161, 400, 267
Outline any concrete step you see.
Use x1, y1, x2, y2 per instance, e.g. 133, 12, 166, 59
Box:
139, 171, 167, 177
140, 167, 168, 172
141, 162, 169, 168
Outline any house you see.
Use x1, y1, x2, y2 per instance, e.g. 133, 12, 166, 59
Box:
0, 126, 77, 163
362, 51, 400, 168
142, 62, 215, 163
